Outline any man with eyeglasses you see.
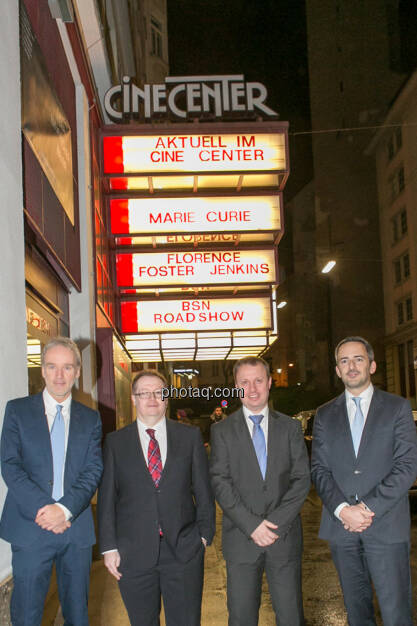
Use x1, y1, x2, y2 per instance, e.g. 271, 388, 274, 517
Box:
311, 336, 417, 626
98, 369, 215, 626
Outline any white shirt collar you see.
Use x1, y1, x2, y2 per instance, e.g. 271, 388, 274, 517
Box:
137, 415, 166, 436
345, 382, 374, 405
242, 405, 269, 421
43, 387, 72, 414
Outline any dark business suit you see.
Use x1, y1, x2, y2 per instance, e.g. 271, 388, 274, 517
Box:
98, 418, 215, 626
210, 408, 310, 626
0, 392, 103, 625
311, 388, 417, 626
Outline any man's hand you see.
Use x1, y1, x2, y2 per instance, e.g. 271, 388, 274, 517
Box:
35, 504, 70, 533
201, 537, 207, 548
104, 551, 122, 580
339, 503, 374, 532
251, 520, 279, 547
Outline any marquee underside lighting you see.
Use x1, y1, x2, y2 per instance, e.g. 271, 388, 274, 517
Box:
124, 331, 278, 362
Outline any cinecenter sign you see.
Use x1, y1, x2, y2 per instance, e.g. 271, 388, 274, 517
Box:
121, 297, 272, 333
103, 132, 286, 174
110, 195, 282, 235
116, 249, 276, 287
104, 75, 278, 122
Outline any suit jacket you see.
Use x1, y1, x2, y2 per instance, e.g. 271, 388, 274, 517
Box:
209, 408, 311, 563
97, 419, 215, 570
0, 392, 103, 547
311, 388, 417, 544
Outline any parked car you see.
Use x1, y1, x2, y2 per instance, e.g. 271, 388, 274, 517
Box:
292, 410, 315, 454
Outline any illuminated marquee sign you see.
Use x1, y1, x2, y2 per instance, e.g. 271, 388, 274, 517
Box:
116, 249, 276, 287
110, 195, 282, 235
103, 132, 286, 175
121, 297, 272, 333
104, 74, 278, 122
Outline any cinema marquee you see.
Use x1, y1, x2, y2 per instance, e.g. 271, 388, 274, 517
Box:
121, 297, 272, 333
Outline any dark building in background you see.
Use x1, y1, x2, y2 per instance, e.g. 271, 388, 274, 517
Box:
272, 1, 415, 397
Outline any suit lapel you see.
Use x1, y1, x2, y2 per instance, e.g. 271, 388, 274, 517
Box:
234, 409, 265, 481
356, 389, 382, 460
64, 401, 84, 485
333, 393, 357, 463
32, 393, 53, 467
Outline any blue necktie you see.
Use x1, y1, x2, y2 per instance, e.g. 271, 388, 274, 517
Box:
351, 397, 364, 456
249, 415, 267, 479
51, 404, 65, 500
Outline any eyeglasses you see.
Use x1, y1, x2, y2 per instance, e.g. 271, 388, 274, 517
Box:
133, 391, 165, 400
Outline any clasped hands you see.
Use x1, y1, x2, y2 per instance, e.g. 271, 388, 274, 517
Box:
35, 504, 71, 534
339, 502, 374, 533
251, 519, 279, 547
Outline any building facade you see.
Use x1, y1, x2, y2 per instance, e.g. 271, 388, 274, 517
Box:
368, 71, 417, 407
304, 0, 411, 389
0, 0, 168, 620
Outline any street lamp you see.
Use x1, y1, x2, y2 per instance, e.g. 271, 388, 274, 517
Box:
321, 260, 336, 391
321, 260, 336, 274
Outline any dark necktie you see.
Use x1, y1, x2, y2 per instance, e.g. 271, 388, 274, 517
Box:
146, 428, 163, 486
248, 414, 267, 479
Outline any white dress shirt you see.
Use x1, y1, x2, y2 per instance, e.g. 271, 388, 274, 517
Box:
334, 383, 374, 520
136, 416, 167, 466
42, 388, 72, 520
242, 405, 269, 452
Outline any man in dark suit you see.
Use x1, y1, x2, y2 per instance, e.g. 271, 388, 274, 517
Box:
0, 337, 103, 626
98, 369, 215, 626
311, 336, 417, 626
210, 356, 310, 625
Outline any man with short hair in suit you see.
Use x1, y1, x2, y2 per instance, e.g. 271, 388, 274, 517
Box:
0, 337, 103, 625
210, 356, 310, 626
311, 336, 417, 626
98, 369, 215, 626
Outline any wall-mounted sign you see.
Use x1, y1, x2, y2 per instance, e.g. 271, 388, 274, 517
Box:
110, 195, 282, 235
104, 75, 278, 122
121, 297, 272, 333
103, 132, 286, 175
116, 249, 276, 287
20, 3, 74, 224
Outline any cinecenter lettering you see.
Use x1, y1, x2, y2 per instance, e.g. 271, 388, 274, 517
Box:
104, 74, 278, 122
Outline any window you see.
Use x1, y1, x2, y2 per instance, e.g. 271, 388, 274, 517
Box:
406, 297, 413, 321
389, 166, 405, 201
387, 127, 402, 161
397, 296, 413, 326
391, 208, 408, 243
151, 17, 162, 58
393, 251, 411, 284
400, 209, 408, 235
403, 253, 410, 278
397, 301, 404, 325
397, 340, 416, 399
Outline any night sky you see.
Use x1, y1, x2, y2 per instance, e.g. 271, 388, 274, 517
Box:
167, 0, 313, 198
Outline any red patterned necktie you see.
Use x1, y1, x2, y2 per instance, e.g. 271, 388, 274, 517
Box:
146, 428, 162, 486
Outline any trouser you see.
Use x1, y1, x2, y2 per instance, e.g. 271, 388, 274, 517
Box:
11, 535, 92, 626
226, 550, 304, 626
118, 537, 205, 626
330, 536, 412, 626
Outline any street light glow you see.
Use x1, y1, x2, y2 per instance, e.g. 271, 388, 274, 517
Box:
321, 260, 336, 274
277, 300, 287, 309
